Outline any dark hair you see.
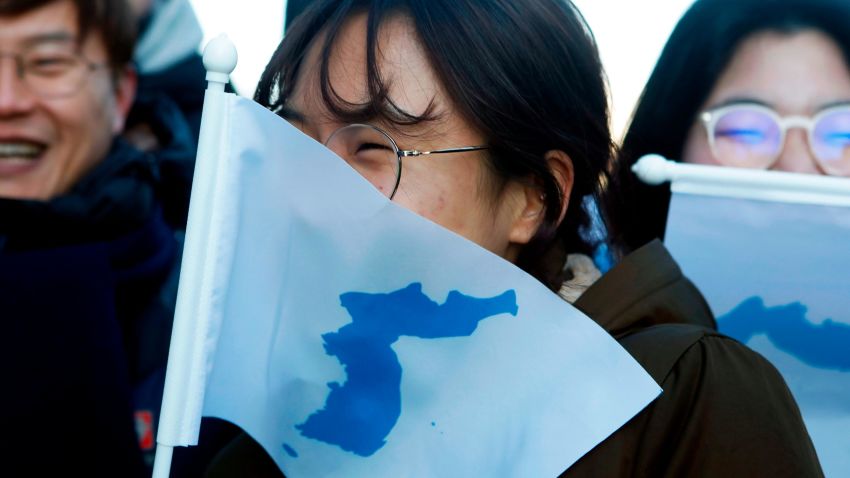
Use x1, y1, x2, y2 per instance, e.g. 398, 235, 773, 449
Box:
0, 0, 137, 68
285, 0, 312, 31
256, 0, 614, 290
607, 0, 850, 255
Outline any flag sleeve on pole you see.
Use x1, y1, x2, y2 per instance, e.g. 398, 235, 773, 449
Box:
632, 154, 850, 206
152, 34, 239, 478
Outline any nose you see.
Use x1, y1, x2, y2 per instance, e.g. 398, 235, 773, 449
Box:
772, 128, 823, 175
0, 55, 36, 116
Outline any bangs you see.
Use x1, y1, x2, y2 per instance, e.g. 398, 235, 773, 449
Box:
261, 1, 437, 127
256, 0, 614, 289
0, 0, 136, 67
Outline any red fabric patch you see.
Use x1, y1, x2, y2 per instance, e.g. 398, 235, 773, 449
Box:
135, 410, 155, 451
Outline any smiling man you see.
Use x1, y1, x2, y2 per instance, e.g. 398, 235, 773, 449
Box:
0, 1, 134, 199
0, 0, 194, 475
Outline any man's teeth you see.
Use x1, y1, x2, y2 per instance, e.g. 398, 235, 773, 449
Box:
0, 142, 44, 158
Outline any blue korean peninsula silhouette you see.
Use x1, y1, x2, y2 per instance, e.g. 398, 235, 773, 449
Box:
718, 296, 850, 372
291, 282, 518, 457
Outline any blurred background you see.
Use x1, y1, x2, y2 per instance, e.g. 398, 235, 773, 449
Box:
188, 0, 695, 139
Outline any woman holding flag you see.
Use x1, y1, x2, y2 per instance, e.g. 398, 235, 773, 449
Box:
610, 0, 850, 475
610, 0, 850, 253
188, 0, 822, 475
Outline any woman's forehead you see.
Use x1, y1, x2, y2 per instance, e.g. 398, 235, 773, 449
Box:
706, 29, 850, 114
290, 12, 449, 126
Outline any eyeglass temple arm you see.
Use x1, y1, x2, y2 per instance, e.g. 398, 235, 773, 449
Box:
400, 145, 489, 157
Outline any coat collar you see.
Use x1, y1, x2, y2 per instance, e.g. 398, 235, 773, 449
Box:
574, 239, 717, 337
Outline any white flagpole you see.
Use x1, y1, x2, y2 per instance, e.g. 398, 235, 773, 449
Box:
152, 34, 238, 478
633, 154, 850, 207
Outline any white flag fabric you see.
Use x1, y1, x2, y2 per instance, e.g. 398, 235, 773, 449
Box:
664, 180, 850, 477
161, 92, 660, 477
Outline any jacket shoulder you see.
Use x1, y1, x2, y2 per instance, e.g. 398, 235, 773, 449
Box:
563, 324, 824, 477
617, 322, 714, 384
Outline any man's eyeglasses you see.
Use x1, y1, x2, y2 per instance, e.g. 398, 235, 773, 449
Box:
0, 40, 106, 99
701, 103, 850, 176
325, 123, 488, 199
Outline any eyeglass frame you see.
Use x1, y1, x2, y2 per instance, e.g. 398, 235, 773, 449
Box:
700, 102, 850, 174
325, 123, 489, 199
0, 42, 107, 100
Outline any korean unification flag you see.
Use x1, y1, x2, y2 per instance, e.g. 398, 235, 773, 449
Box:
158, 91, 660, 477
663, 171, 850, 477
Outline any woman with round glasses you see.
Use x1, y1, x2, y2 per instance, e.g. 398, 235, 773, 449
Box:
192, 0, 822, 475
611, 0, 850, 252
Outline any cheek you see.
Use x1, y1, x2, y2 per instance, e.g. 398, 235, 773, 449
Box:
393, 179, 452, 223
52, 84, 115, 140
429, 195, 448, 217
393, 161, 491, 237
52, 91, 116, 173
681, 123, 719, 166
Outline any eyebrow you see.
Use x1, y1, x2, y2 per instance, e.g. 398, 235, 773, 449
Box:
276, 94, 451, 151
817, 99, 850, 111
708, 96, 850, 115
20, 32, 77, 49
709, 97, 773, 110
277, 102, 386, 127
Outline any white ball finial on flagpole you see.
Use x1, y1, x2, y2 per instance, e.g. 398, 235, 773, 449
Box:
631, 152, 850, 206
203, 34, 238, 91
632, 154, 675, 185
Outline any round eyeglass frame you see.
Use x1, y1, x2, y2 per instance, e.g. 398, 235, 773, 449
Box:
0, 48, 106, 100
700, 103, 850, 176
324, 123, 489, 199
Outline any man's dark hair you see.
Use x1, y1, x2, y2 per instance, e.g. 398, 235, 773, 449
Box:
256, 0, 614, 290
608, 0, 850, 255
0, 0, 137, 68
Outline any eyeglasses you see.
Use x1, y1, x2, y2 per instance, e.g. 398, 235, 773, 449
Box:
0, 40, 106, 99
324, 123, 488, 199
700, 103, 850, 176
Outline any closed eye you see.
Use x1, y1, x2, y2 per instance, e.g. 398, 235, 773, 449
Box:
716, 128, 768, 144
822, 132, 850, 144
357, 142, 394, 152
26, 56, 76, 76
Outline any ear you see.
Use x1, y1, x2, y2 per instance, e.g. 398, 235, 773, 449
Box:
507, 149, 575, 246
111, 65, 138, 134
545, 149, 575, 225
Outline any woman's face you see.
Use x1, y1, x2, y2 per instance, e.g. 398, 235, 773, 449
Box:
682, 30, 850, 174
284, 14, 536, 261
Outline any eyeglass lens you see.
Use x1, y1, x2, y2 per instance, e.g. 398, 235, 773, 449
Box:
811, 109, 850, 175
713, 108, 782, 169
324, 124, 401, 198
712, 106, 850, 175
1, 41, 89, 99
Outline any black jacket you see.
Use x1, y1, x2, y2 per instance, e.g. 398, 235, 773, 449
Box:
0, 129, 194, 476
565, 240, 823, 477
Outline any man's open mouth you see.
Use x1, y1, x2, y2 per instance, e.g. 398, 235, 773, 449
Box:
0, 141, 46, 160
